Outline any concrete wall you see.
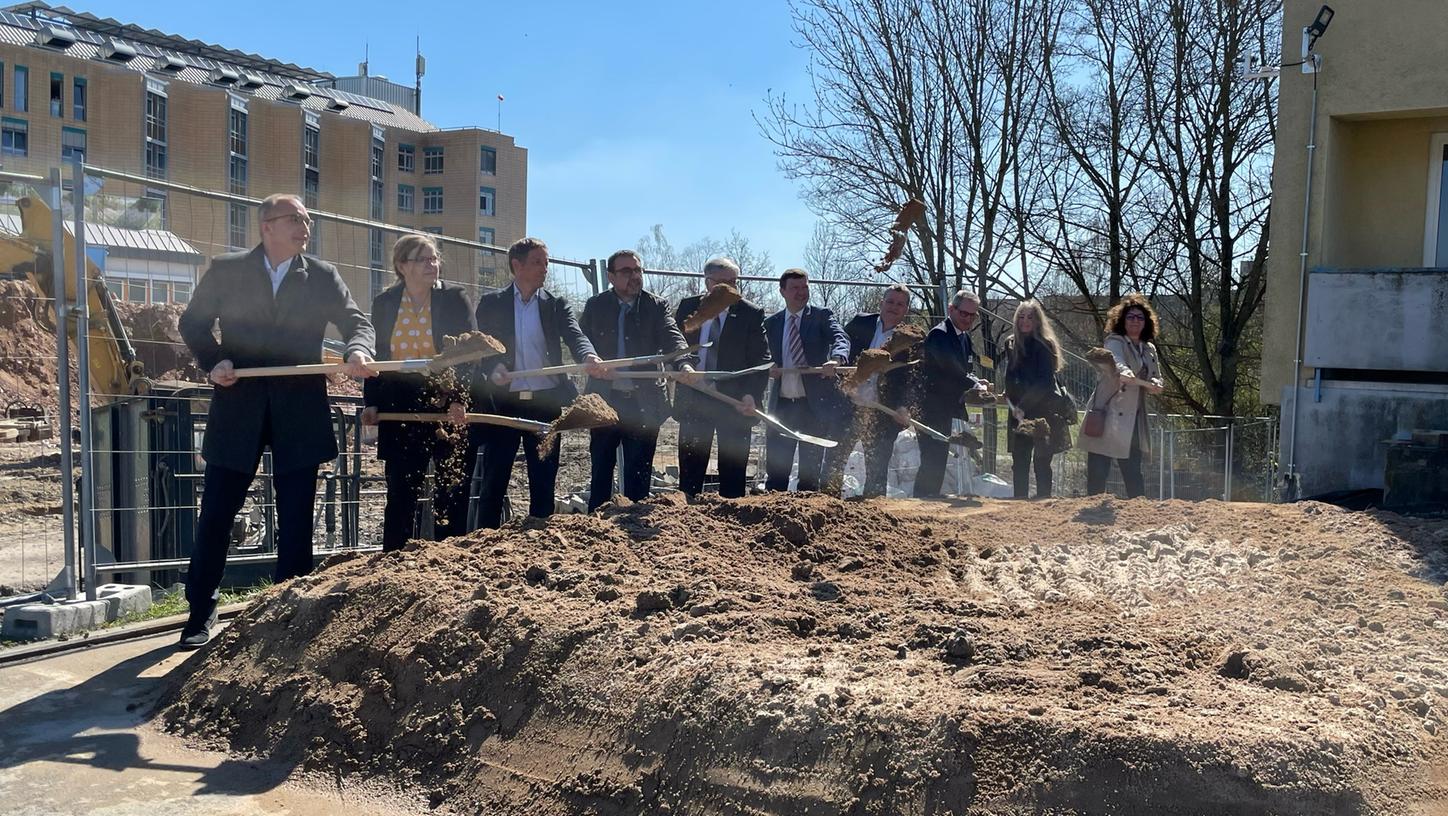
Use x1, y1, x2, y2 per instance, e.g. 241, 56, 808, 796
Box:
1303, 269, 1448, 371
1279, 382, 1448, 496
1261, 0, 1448, 402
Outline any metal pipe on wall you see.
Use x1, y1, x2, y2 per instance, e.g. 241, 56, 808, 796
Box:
48, 167, 78, 600
71, 158, 99, 601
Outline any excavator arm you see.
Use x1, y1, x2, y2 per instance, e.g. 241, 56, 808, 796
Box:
0, 195, 146, 398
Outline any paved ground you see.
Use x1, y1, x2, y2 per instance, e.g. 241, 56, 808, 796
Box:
0, 627, 422, 815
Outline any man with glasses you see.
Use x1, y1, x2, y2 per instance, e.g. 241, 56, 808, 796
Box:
579, 249, 698, 510
674, 257, 771, 499
177, 193, 376, 648
914, 289, 990, 497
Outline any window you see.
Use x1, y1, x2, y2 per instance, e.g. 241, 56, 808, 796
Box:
422, 186, 443, 213
369, 231, 386, 300
478, 227, 495, 245
478, 186, 495, 217
227, 106, 247, 248
61, 127, 85, 162
423, 146, 443, 174
480, 146, 496, 175
151, 280, 171, 304
72, 77, 86, 121
2, 117, 27, 157
125, 279, 146, 303
370, 138, 384, 182
398, 143, 414, 173
172, 280, 192, 304
1424, 135, 1448, 266
0, 61, 5, 108
144, 91, 167, 178
14, 66, 28, 112
397, 184, 414, 213
423, 227, 443, 235
142, 188, 167, 229
49, 72, 62, 117
303, 124, 320, 204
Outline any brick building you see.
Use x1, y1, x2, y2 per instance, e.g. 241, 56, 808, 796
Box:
0, 2, 526, 303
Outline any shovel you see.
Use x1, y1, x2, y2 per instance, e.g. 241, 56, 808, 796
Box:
374, 411, 550, 433
234, 332, 504, 379
607, 361, 774, 381
492, 343, 708, 384
774, 360, 919, 377
682, 382, 837, 448
854, 398, 951, 443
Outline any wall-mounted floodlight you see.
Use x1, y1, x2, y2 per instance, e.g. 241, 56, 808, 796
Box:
1301, 4, 1334, 73
1306, 5, 1334, 50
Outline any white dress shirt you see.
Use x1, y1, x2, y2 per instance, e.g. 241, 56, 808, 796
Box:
263, 254, 294, 295
511, 286, 558, 391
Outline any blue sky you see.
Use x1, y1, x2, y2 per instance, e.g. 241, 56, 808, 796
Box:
85, 1, 821, 268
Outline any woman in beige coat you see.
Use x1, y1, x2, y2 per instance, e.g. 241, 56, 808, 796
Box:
1081, 294, 1164, 497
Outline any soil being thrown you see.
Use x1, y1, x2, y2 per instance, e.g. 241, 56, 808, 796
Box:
538, 393, 619, 456
161, 494, 1448, 814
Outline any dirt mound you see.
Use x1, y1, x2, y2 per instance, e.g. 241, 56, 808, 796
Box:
159, 495, 1448, 814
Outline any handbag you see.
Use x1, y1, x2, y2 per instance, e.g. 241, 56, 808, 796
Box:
1082, 387, 1118, 438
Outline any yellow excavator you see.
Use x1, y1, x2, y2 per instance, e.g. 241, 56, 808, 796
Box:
0, 194, 148, 398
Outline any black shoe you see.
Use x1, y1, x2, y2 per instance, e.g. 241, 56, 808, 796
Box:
178, 603, 218, 650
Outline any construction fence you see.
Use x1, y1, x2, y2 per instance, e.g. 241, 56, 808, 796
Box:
0, 161, 1276, 606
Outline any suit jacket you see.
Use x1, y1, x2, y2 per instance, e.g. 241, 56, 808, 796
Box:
179, 245, 374, 474
673, 293, 771, 421
918, 318, 984, 421
764, 304, 851, 415
471, 283, 595, 411
1001, 334, 1060, 423
580, 288, 690, 426
363, 281, 476, 460
844, 313, 915, 407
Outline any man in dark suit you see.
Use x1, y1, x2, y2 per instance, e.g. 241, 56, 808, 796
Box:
763, 268, 851, 493
674, 257, 771, 499
914, 289, 990, 497
471, 237, 605, 528
176, 193, 376, 648
838, 284, 916, 497
580, 249, 697, 510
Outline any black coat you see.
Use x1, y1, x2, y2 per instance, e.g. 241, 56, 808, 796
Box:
843, 313, 915, 407
1002, 334, 1060, 422
918, 318, 984, 421
179, 246, 375, 474
363, 281, 477, 461
471, 284, 595, 411
763, 305, 851, 415
673, 294, 771, 420
580, 288, 690, 426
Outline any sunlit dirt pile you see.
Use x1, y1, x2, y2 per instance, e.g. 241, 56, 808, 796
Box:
160, 495, 1448, 814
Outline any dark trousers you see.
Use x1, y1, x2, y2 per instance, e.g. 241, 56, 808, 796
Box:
381, 430, 474, 552
1009, 429, 1054, 498
678, 410, 754, 499
475, 387, 568, 528
765, 397, 829, 492
1086, 424, 1146, 498
914, 407, 955, 497
187, 462, 317, 611
588, 391, 659, 511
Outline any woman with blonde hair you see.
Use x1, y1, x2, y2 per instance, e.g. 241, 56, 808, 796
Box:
1001, 299, 1064, 499
1080, 293, 1164, 497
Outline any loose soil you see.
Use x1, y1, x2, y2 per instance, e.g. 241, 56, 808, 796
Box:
160, 494, 1448, 814
681, 284, 741, 333
539, 394, 619, 457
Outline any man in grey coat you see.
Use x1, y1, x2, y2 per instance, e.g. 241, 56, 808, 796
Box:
176, 194, 376, 648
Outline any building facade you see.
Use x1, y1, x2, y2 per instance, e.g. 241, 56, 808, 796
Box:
1263, 0, 1448, 500
0, 2, 526, 303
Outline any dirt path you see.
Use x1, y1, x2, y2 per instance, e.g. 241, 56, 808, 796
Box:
159, 494, 1448, 814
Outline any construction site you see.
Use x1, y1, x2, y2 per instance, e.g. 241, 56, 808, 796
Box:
1, 0, 1447, 813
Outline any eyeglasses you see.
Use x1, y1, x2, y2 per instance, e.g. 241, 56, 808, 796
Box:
956, 308, 979, 318
613, 266, 643, 276
407, 255, 441, 265
264, 213, 313, 228
1125, 313, 1146, 322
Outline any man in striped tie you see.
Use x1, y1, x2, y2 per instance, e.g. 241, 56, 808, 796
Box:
763, 268, 851, 493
